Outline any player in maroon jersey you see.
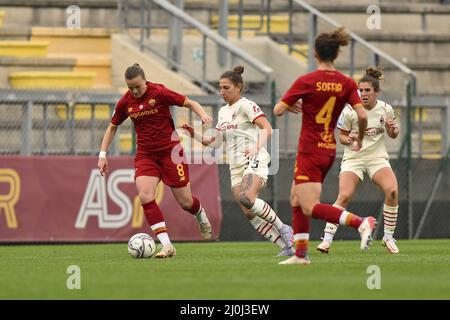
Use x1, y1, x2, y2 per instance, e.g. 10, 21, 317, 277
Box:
97, 63, 212, 258
274, 28, 376, 265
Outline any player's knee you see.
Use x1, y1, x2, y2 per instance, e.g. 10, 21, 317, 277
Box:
239, 192, 254, 209
336, 193, 351, 208
290, 193, 299, 207
301, 205, 313, 216
385, 187, 398, 201
138, 191, 155, 204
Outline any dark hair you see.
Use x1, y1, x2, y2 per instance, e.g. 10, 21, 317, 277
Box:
125, 63, 146, 80
220, 66, 244, 92
359, 67, 384, 92
315, 27, 351, 62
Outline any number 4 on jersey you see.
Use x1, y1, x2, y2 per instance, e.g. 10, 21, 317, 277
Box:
315, 96, 336, 132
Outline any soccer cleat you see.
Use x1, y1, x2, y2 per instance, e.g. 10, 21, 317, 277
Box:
316, 238, 331, 254
155, 244, 176, 258
382, 238, 399, 254
279, 224, 294, 249
276, 247, 295, 257
196, 209, 212, 239
358, 216, 376, 250
279, 255, 311, 265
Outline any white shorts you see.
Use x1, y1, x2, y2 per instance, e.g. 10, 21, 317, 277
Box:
340, 157, 391, 181
230, 158, 269, 188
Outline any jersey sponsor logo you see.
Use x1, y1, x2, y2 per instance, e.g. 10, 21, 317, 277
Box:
317, 141, 337, 149
218, 121, 237, 131
365, 127, 385, 137
316, 82, 343, 93
320, 131, 334, 143
129, 108, 158, 119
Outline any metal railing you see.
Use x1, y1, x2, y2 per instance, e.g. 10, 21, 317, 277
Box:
118, 0, 273, 99
227, 0, 417, 91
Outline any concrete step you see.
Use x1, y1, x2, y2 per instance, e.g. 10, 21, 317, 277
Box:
31, 27, 112, 55
0, 26, 30, 40
0, 40, 48, 57
49, 53, 112, 88
9, 71, 96, 89
210, 14, 289, 33
0, 10, 5, 28
0, 4, 118, 29
0, 56, 77, 89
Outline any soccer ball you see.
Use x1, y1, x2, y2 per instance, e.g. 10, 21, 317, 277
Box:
127, 233, 156, 259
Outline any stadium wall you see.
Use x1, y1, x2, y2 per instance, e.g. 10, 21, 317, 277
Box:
0, 156, 222, 242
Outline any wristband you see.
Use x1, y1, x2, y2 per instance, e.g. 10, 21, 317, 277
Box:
99, 151, 107, 158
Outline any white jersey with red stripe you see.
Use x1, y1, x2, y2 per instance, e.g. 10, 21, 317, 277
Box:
338, 99, 398, 160
216, 97, 270, 168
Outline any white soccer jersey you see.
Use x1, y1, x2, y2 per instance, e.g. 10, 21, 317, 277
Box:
338, 99, 398, 160
216, 97, 270, 168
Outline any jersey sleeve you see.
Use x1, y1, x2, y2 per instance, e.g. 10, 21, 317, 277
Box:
281, 76, 309, 107
111, 96, 129, 126
336, 106, 354, 132
160, 85, 186, 107
346, 79, 362, 108
242, 100, 265, 123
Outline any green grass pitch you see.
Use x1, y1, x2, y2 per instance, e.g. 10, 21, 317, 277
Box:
1, 240, 449, 299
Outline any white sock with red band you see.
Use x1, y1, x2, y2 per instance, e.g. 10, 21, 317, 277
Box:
250, 198, 284, 230
383, 204, 398, 239
250, 216, 284, 249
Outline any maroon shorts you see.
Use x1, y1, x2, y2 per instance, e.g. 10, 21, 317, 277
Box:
135, 146, 189, 188
293, 152, 335, 184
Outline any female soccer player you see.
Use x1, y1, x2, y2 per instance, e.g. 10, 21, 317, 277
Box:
317, 68, 400, 254
98, 63, 212, 258
182, 66, 294, 256
274, 27, 376, 265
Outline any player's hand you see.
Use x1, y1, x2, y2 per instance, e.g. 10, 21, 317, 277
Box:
288, 99, 303, 114
98, 157, 108, 176
347, 132, 358, 145
201, 114, 213, 124
352, 137, 363, 151
244, 146, 259, 161
385, 119, 398, 132
180, 124, 194, 137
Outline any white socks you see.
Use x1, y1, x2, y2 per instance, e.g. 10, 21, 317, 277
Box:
250, 198, 284, 230
150, 222, 171, 245
383, 204, 398, 239
250, 216, 285, 249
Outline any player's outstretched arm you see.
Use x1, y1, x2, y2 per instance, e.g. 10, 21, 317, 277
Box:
98, 123, 118, 176
273, 100, 302, 116
183, 98, 212, 124
180, 124, 223, 148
